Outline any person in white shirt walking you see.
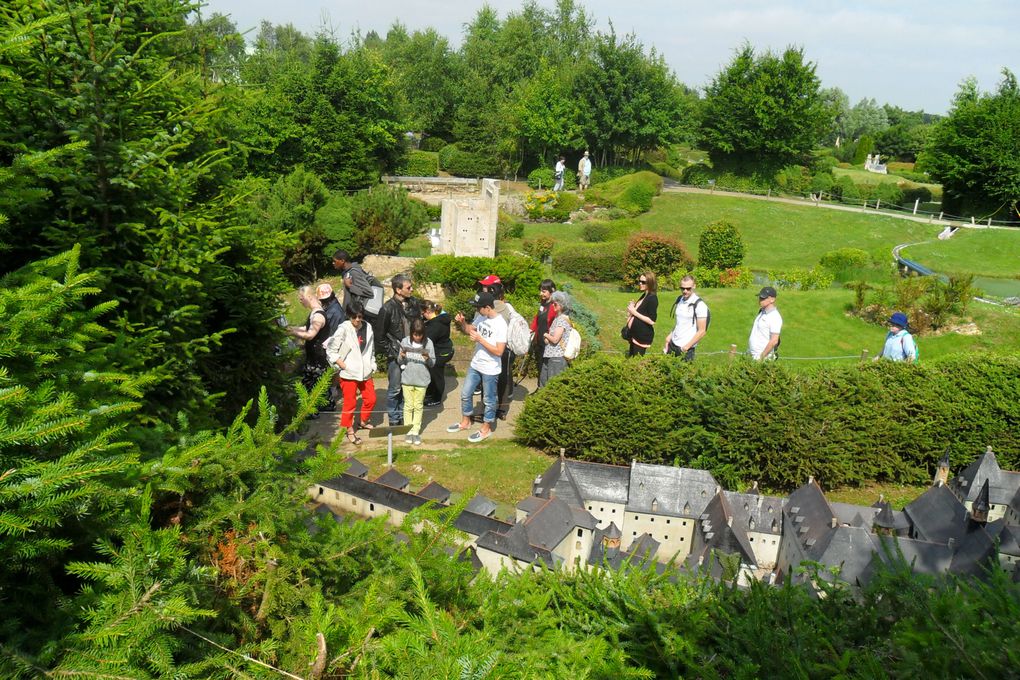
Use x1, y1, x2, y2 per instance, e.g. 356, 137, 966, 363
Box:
577, 151, 592, 191
447, 292, 507, 443
748, 286, 782, 361
663, 275, 708, 362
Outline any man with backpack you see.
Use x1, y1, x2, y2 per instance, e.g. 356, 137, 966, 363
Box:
876, 311, 917, 362
480, 276, 529, 420
332, 250, 377, 317
663, 275, 709, 362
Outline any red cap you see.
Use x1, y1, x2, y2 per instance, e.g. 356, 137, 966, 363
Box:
478, 274, 502, 286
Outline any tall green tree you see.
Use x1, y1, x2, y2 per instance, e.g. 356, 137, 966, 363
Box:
0, 0, 292, 424
701, 44, 831, 173
381, 25, 464, 140
919, 69, 1020, 220
574, 31, 692, 165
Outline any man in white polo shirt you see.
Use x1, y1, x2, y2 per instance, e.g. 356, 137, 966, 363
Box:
663, 274, 708, 362
448, 291, 507, 442
748, 286, 782, 360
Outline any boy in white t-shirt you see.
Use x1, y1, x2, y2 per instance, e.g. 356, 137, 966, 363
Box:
748, 286, 783, 360
447, 292, 507, 442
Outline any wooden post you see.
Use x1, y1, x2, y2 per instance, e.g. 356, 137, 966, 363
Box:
913, 198, 920, 215
767, 188, 772, 199
860, 348, 870, 361
971, 216, 976, 225
988, 217, 992, 227
729, 344, 738, 360
875, 198, 881, 210
938, 211, 944, 221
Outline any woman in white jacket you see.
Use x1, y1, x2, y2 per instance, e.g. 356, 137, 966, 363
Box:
324, 301, 377, 445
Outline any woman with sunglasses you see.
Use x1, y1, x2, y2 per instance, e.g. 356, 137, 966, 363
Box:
324, 301, 377, 445
625, 271, 658, 356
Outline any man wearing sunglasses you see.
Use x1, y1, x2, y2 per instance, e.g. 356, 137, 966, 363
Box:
663, 275, 708, 362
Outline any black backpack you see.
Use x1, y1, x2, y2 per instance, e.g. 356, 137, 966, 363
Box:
671, 295, 711, 330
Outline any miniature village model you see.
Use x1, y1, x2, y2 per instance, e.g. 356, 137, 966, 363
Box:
308, 447, 1020, 590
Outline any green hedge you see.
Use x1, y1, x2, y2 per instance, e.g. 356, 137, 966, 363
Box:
437, 144, 501, 178
402, 150, 439, 177
412, 254, 543, 296
553, 242, 626, 282
515, 355, 1020, 491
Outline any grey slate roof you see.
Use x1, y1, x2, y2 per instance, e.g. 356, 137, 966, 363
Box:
375, 468, 410, 491
999, 524, 1020, 557
784, 479, 837, 549
627, 533, 661, 560
475, 523, 556, 568
626, 462, 718, 517
466, 494, 498, 517
806, 525, 880, 585
453, 510, 512, 539
948, 519, 1002, 577
699, 492, 757, 566
532, 459, 631, 506
855, 535, 955, 586
903, 484, 969, 544
723, 490, 785, 535
343, 456, 369, 479
319, 474, 428, 514
523, 497, 597, 551
951, 448, 1020, 506
516, 496, 548, 516
417, 481, 451, 503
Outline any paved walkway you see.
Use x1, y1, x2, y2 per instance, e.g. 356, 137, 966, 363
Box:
303, 372, 537, 452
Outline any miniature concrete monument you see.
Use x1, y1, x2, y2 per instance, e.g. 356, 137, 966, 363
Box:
435, 178, 499, 258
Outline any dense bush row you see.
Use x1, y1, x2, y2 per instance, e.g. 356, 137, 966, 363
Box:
554, 243, 626, 282
515, 355, 1020, 490
412, 254, 543, 295
437, 143, 503, 178
401, 150, 439, 176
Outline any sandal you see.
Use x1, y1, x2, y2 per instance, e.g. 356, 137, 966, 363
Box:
345, 431, 362, 446
358, 421, 375, 430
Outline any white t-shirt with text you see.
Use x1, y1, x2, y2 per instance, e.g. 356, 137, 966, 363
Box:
470, 313, 508, 375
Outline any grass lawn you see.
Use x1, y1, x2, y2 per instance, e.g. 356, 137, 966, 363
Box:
350, 439, 553, 516
899, 228, 1020, 280
633, 193, 941, 270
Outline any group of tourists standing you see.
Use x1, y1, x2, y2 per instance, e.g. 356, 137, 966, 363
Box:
621, 273, 916, 363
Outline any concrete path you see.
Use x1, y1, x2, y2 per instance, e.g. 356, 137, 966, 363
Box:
303, 372, 537, 452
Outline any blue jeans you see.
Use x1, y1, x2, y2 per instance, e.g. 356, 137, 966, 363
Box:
461, 367, 498, 424
386, 358, 404, 424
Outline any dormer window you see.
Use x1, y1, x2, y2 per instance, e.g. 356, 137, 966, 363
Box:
651, 499, 659, 512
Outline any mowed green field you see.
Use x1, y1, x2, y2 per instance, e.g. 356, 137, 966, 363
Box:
632, 193, 941, 269
900, 228, 1020, 279
520, 192, 942, 270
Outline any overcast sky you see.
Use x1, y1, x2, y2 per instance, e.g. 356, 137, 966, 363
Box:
201, 0, 1018, 115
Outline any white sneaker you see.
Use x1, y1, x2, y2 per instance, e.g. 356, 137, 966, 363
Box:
404, 434, 414, 444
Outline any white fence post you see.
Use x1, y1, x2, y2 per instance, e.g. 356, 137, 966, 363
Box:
913, 198, 919, 215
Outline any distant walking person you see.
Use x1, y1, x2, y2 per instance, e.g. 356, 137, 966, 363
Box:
577, 151, 592, 191
748, 286, 782, 361
876, 311, 916, 362
324, 302, 377, 446
625, 271, 658, 356
553, 156, 566, 191
664, 275, 708, 361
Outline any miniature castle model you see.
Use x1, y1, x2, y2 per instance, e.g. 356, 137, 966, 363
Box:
864, 153, 887, 174
433, 178, 499, 258
308, 447, 1020, 590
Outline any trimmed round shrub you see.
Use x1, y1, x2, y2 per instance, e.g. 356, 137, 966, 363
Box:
820, 248, 871, 272
437, 144, 501, 177
522, 237, 554, 263
515, 354, 1020, 491
586, 171, 662, 215
554, 242, 625, 282
875, 182, 904, 206
401, 150, 439, 177
810, 172, 834, 194
697, 220, 745, 270
582, 222, 611, 242
622, 232, 693, 285
902, 186, 933, 204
